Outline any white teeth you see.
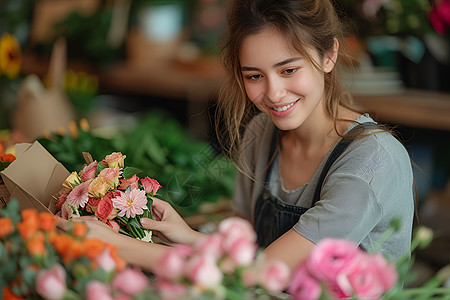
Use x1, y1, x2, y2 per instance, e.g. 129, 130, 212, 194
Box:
272, 101, 296, 112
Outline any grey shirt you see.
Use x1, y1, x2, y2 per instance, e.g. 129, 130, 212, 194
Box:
232, 113, 414, 261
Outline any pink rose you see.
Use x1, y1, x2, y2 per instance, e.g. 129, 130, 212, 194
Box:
112, 268, 149, 296
35, 263, 67, 300
103, 152, 126, 168
119, 174, 140, 191
96, 247, 117, 273
99, 167, 121, 189
86, 281, 113, 300
227, 236, 257, 266
96, 196, 114, 220
196, 233, 224, 260
288, 261, 322, 300
140, 177, 162, 195
185, 254, 223, 288
336, 252, 386, 299
259, 261, 291, 293
218, 217, 257, 251
106, 220, 120, 232
156, 279, 187, 300
80, 161, 98, 181
306, 238, 360, 283
372, 253, 398, 291
154, 247, 187, 280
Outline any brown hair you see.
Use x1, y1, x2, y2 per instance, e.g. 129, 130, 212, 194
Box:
214, 0, 363, 164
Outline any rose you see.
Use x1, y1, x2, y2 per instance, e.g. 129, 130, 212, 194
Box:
98, 167, 121, 189
259, 260, 291, 293
336, 252, 387, 299
218, 217, 257, 251
140, 177, 162, 195
306, 238, 360, 284
62, 171, 80, 190
185, 254, 223, 288
118, 174, 139, 191
154, 247, 187, 280
227, 236, 257, 267
156, 279, 188, 300
80, 161, 98, 181
89, 176, 111, 198
112, 268, 149, 296
35, 263, 67, 300
86, 281, 113, 300
196, 234, 224, 260
288, 261, 322, 300
102, 152, 126, 168
96, 195, 115, 220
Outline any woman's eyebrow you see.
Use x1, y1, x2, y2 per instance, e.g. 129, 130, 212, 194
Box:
241, 57, 302, 71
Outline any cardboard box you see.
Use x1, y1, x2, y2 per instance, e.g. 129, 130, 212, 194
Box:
0, 141, 70, 213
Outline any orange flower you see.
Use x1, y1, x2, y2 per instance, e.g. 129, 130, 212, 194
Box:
51, 234, 73, 255
0, 217, 13, 238
27, 232, 46, 257
17, 209, 39, 239
63, 240, 85, 264
39, 212, 56, 232
2, 287, 24, 300
0, 153, 15, 163
72, 222, 87, 238
83, 238, 106, 260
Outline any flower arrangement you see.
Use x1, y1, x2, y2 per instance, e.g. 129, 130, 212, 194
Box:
0, 198, 152, 300
153, 217, 291, 300
56, 152, 162, 243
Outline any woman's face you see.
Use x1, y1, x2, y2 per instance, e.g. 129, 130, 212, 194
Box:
239, 28, 335, 131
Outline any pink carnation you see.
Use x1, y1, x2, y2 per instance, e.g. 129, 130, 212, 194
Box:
66, 179, 92, 208
112, 189, 148, 218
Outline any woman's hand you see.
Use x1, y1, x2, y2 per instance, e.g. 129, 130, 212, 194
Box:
140, 197, 205, 246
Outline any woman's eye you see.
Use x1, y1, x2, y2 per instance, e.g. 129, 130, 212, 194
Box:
247, 74, 262, 81
283, 68, 297, 75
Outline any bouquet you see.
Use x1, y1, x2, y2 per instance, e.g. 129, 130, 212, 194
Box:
153, 217, 291, 300
0, 199, 151, 300
56, 152, 162, 242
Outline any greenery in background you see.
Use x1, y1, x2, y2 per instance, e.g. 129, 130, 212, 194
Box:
37, 110, 236, 217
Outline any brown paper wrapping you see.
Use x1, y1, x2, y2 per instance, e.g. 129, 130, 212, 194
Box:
0, 141, 70, 213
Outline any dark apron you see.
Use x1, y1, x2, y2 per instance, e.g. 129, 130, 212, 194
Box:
254, 123, 377, 248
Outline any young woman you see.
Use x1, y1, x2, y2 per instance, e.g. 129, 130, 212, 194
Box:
58, 0, 415, 273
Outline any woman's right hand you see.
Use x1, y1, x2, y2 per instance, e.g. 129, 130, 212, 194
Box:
140, 197, 205, 246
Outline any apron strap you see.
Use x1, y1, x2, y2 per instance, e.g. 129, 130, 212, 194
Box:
311, 122, 378, 206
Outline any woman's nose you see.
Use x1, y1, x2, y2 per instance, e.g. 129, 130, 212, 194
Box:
266, 77, 285, 103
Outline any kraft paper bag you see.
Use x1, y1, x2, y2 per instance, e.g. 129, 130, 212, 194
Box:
0, 141, 70, 214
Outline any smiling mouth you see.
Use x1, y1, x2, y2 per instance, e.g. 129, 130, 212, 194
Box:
271, 99, 299, 112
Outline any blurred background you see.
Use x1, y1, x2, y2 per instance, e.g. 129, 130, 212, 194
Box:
0, 0, 449, 286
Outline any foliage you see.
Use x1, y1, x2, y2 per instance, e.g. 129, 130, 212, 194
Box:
37, 110, 236, 217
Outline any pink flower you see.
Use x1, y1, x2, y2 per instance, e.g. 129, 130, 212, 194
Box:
227, 236, 257, 266
288, 261, 322, 300
80, 161, 98, 181
430, 0, 450, 35
140, 177, 162, 195
218, 217, 256, 251
155, 247, 187, 280
119, 174, 140, 191
99, 167, 121, 189
66, 179, 92, 208
106, 219, 120, 232
103, 152, 126, 168
259, 261, 291, 293
156, 279, 187, 300
86, 281, 113, 300
56, 188, 69, 209
96, 195, 115, 220
196, 233, 224, 260
60, 201, 79, 220
96, 247, 117, 273
306, 238, 360, 284
35, 263, 67, 300
112, 189, 148, 218
185, 254, 223, 288
112, 268, 149, 296
336, 252, 386, 299
372, 253, 398, 291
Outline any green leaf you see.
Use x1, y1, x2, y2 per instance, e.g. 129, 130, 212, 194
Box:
123, 166, 142, 179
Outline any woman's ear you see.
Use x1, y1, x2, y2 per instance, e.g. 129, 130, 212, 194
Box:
323, 38, 339, 73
